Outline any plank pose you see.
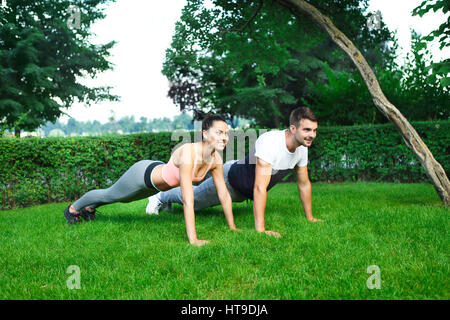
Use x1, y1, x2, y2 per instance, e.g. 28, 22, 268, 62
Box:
146, 107, 322, 237
64, 115, 237, 246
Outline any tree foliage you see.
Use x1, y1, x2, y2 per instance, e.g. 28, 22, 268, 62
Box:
163, 0, 394, 127
412, 0, 449, 87
39, 113, 195, 137
306, 31, 449, 125
0, 0, 119, 135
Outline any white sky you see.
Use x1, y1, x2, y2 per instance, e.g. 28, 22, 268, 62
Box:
60, 0, 449, 124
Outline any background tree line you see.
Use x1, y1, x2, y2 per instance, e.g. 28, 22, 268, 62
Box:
38, 113, 195, 137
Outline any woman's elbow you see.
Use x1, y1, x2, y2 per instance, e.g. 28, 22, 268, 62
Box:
219, 192, 231, 203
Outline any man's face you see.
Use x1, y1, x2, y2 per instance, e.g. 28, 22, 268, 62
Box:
291, 119, 318, 147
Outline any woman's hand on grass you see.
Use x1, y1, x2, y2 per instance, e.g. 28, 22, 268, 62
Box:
230, 226, 242, 232
263, 230, 281, 238
190, 239, 210, 247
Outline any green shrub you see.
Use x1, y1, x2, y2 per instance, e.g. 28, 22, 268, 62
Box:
308, 121, 449, 183
0, 121, 448, 209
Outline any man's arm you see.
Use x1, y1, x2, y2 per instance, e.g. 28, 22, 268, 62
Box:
253, 158, 281, 237
295, 165, 323, 222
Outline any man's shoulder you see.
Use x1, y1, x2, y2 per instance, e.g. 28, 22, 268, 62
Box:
255, 130, 283, 149
297, 145, 308, 154
257, 129, 283, 141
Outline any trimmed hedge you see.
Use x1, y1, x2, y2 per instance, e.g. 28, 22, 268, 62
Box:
0, 121, 448, 209
307, 121, 449, 183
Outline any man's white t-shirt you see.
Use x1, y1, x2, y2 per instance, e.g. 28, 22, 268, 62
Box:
228, 130, 309, 199
255, 130, 308, 170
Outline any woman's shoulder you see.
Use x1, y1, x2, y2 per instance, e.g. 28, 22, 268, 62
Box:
173, 143, 196, 166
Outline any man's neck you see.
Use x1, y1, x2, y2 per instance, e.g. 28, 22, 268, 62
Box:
285, 129, 300, 153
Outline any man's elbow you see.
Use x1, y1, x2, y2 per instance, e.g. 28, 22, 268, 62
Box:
253, 184, 267, 195
298, 181, 311, 192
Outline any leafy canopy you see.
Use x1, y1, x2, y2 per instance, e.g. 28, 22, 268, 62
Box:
0, 0, 118, 134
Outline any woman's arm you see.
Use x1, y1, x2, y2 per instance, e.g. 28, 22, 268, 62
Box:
178, 145, 210, 246
210, 156, 238, 231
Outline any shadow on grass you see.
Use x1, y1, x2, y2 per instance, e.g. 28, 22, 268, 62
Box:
159, 203, 251, 217
90, 204, 251, 230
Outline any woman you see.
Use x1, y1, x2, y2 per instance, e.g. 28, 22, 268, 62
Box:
64, 115, 238, 246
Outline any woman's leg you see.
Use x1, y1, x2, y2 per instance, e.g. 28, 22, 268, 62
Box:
72, 160, 161, 211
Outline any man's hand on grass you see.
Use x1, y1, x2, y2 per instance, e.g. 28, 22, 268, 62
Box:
190, 239, 210, 246
308, 217, 324, 223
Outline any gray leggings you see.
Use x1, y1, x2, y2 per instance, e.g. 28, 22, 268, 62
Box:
73, 160, 162, 210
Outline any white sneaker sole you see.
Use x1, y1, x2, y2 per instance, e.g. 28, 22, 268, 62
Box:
145, 202, 159, 215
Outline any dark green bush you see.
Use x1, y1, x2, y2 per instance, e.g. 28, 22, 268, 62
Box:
308, 121, 449, 183
0, 121, 448, 209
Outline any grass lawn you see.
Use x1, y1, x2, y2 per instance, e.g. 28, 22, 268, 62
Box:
0, 182, 448, 300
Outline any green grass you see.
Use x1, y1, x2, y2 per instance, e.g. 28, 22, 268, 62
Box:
0, 182, 448, 300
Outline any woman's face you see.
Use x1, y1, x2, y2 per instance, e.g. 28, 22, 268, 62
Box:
203, 120, 229, 151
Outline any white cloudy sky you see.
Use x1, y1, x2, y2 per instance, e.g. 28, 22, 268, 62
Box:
61, 0, 449, 124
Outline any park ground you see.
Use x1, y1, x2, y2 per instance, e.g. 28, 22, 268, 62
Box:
0, 182, 448, 299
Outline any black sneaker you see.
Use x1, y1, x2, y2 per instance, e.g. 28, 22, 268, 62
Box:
64, 206, 82, 225
80, 207, 96, 221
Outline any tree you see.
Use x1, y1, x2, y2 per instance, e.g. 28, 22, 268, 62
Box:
0, 0, 119, 137
274, 0, 448, 205
306, 31, 449, 125
412, 0, 449, 87
163, 0, 394, 127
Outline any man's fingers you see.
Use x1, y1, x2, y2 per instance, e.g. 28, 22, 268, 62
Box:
192, 239, 210, 246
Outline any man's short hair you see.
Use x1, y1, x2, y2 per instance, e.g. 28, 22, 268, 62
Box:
289, 107, 318, 128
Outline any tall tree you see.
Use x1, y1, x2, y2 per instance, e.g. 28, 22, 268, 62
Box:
274, 0, 449, 205
0, 0, 119, 136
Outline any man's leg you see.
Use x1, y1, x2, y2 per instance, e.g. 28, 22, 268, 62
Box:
148, 160, 245, 213
158, 177, 220, 211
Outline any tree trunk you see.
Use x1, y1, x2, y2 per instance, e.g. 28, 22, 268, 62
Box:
277, 0, 449, 205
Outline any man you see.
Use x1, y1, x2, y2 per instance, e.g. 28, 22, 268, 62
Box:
146, 107, 322, 237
